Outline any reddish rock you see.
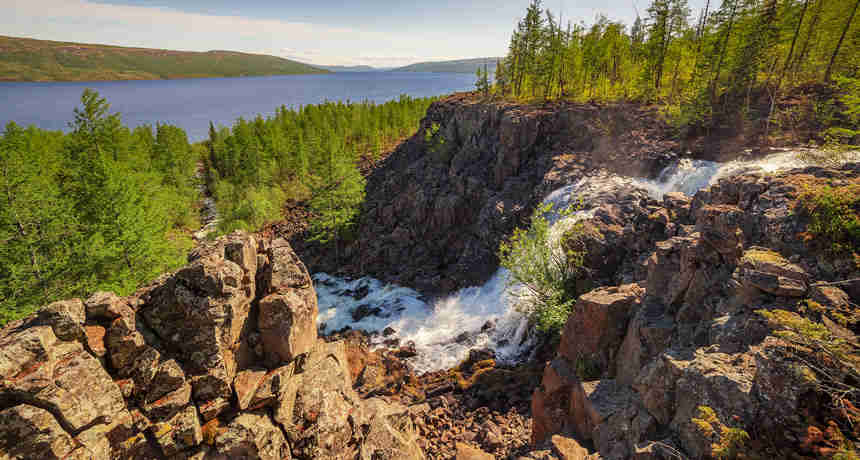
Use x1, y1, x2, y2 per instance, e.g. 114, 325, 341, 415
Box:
233, 368, 267, 411
85, 325, 108, 358
558, 284, 644, 376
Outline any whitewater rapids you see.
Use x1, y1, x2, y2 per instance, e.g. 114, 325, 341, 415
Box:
314, 149, 858, 374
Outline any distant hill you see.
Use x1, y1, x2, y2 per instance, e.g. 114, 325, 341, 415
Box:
0, 35, 328, 82
391, 58, 502, 74
314, 65, 379, 72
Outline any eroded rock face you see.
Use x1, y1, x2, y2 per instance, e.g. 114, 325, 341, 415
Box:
531, 163, 860, 459
296, 94, 681, 293
0, 231, 424, 460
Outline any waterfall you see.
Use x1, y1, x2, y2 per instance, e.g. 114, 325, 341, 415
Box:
314, 149, 858, 374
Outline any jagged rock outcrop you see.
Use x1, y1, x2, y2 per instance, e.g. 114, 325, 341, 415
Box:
0, 232, 425, 460
531, 163, 860, 459
296, 94, 681, 293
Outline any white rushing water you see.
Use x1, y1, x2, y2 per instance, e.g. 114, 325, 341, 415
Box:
314, 149, 858, 374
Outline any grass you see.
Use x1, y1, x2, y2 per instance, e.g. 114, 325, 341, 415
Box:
0, 35, 327, 82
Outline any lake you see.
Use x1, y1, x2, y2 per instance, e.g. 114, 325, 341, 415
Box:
0, 72, 476, 141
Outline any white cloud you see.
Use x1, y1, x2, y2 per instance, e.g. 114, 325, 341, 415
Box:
3, 0, 491, 66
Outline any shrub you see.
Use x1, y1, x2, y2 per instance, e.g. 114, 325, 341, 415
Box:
498, 202, 586, 334
796, 185, 860, 257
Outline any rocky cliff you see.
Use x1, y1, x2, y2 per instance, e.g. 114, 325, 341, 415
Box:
298, 93, 682, 293
528, 163, 860, 459
0, 233, 425, 459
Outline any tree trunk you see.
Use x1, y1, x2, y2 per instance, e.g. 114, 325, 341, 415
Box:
824, 0, 860, 82
711, 0, 738, 106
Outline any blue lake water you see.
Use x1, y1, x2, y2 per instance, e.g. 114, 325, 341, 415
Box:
0, 72, 475, 141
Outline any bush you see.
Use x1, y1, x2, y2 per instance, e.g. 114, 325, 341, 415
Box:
796, 185, 860, 257
498, 202, 586, 334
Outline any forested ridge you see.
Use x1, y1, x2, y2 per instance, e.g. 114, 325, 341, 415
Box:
493, 0, 859, 141
205, 96, 435, 245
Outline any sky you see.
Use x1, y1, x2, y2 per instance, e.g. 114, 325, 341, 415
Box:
3, 0, 707, 67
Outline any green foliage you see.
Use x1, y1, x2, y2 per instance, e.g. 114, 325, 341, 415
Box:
498, 202, 586, 334
0, 35, 327, 82
208, 96, 434, 243
0, 90, 198, 325
475, 62, 491, 97
823, 76, 860, 145
497, 0, 860, 130
306, 146, 366, 247
757, 309, 860, 410
796, 185, 860, 256
692, 406, 750, 459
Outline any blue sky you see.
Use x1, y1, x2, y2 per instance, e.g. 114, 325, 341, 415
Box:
4, 0, 707, 67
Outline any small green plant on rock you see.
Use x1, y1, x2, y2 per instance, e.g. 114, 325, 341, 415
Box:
692, 406, 750, 459
498, 202, 586, 334
757, 309, 860, 416
796, 185, 860, 258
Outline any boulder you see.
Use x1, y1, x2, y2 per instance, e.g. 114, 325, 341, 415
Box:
456, 442, 494, 460
550, 435, 598, 460
84, 291, 132, 321
738, 247, 808, 297
0, 325, 127, 433
258, 292, 318, 365
694, 204, 745, 261
140, 233, 258, 401
273, 340, 424, 460
558, 284, 644, 376
147, 405, 203, 457
0, 404, 88, 460
213, 412, 290, 460
33, 299, 86, 343
233, 368, 268, 411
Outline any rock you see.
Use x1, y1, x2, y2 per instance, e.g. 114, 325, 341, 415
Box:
395, 342, 418, 358
233, 368, 268, 411
631, 440, 685, 459
274, 340, 424, 459
198, 397, 231, 422
456, 442, 495, 460
258, 292, 318, 365
358, 398, 425, 460
558, 284, 644, 376
635, 349, 757, 459
34, 299, 86, 343
550, 435, 594, 460
738, 247, 808, 297
614, 302, 674, 386
148, 405, 202, 457
351, 303, 383, 321
249, 363, 294, 409
0, 325, 127, 433
85, 325, 108, 359
810, 285, 853, 309
695, 205, 745, 261
213, 412, 290, 460
0, 404, 87, 459
146, 359, 186, 404
141, 233, 258, 401
105, 312, 147, 372
85, 291, 131, 321
142, 383, 191, 421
